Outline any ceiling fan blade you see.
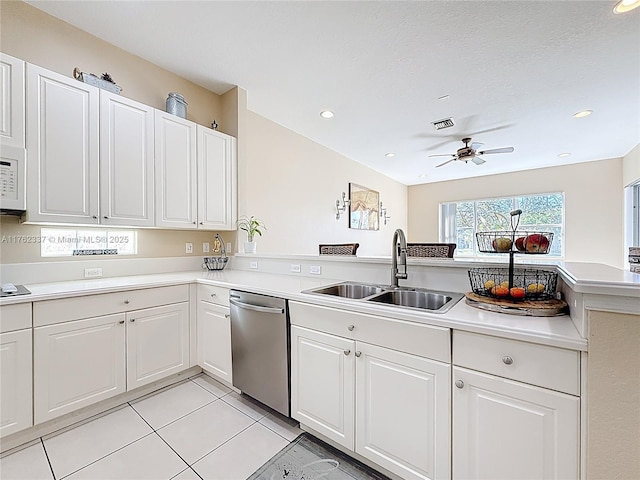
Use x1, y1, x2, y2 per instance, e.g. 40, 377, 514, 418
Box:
471, 156, 486, 165
477, 146, 514, 155
470, 142, 484, 150
428, 153, 456, 158
436, 158, 457, 168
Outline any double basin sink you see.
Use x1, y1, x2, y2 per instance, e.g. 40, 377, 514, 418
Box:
303, 281, 464, 314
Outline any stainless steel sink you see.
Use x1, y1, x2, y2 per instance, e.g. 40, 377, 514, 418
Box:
306, 282, 385, 299
302, 282, 463, 313
367, 289, 463, 313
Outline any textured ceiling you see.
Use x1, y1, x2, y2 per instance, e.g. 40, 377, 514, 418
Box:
26, 0, 640, 185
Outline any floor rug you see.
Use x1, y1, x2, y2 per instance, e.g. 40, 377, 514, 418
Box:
249, 432, 391, 480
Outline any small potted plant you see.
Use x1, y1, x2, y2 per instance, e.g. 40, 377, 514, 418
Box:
237, 215, 266, 253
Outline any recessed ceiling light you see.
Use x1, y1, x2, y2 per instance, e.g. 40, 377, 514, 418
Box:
320, 110, 334, 119
418, 174, 428, 178
573, 110, 593, 118
437, 94, 450, 100
385, 153, 395, 158
614, 0, 640, 14
558, 153, 571, 158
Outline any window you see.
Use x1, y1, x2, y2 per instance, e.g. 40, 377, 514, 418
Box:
440, 193, 564, 257
40, 228, 137, 257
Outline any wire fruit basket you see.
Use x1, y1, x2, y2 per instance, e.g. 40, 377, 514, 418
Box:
475, 231, 554, 254
202, 233, 228, 271
468, 267, 558, 301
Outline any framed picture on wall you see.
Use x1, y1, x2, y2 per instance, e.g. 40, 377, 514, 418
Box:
349, 183, 380, 230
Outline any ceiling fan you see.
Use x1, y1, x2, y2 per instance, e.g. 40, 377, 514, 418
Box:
429, 137, 514, 168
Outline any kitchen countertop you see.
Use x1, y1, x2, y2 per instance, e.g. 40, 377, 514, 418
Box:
0, 269, 588, 351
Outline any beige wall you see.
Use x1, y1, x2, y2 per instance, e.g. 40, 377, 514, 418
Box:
587, 310, 640, 480
408, 159, 624, 267
623, 143, 640, 187
0, 0, 225, 130
241, 110, 408, 256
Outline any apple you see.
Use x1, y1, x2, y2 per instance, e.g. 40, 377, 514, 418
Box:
515, 236, 526, 252
492, 237, 513, 252
510, 287, 526, 299
524, 234, 550, 253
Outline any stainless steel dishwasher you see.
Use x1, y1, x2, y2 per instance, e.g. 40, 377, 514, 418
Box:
229, 290, 290, 417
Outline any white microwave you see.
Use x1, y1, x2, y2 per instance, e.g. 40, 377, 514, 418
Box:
0, 145, 26, 214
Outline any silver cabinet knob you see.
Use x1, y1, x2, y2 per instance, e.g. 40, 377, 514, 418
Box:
103, 216, 109, 219
347, 325, 355, 331
130, 318, 135, 322
193, 221, 197, 225
118, 320, 125, 325
355, 351, 362, 357
199, 222, 204, 225
124, 300, 130, 305
344, 349, 351, 356
224, 314, 230, 319
210, 293, 217, 297
92, 215, 98, 219
502, 355, 514, 365
455, 380, 464, 389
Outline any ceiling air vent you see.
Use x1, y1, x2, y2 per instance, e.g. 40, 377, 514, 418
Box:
432, 118, 455, 130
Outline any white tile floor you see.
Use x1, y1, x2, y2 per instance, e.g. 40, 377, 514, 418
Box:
0, 374, 302, 480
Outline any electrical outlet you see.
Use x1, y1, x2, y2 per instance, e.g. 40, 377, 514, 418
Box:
250, 261, 258, 269
203, 242, 210, 253
291, 264, 301, 273
309, 265, 322, 275
185, 242, 193, 254
84, 268, 102, 278
226, 243, 232, 252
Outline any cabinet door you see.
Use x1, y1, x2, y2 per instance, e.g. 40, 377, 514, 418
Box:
0, 53, 25, 149
126, 302, 190, 390
154, 110, 197, 228
453, 366, 579, 480
291, 326, 355, 449
197, 300, 232, 383
100, 91, 154, 226
0, 329, 32, 437
34, 314, 126, 423
26, 64, 100, 224
356, 342, 450, 480
196, 126, 237, 230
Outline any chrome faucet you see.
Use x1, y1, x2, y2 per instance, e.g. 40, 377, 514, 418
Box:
391, 228, 408, 287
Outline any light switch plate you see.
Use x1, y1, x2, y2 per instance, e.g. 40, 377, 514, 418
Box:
203, 242, 210, 253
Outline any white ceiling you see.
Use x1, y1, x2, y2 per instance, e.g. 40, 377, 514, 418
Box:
27, 0, 640, 186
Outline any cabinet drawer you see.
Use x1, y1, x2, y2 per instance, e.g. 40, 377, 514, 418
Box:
289, 301, 450, 363
197, 284, 230, 307
34, 285, 189, 327
0, 303, 32, 333
453, 331, 580, 395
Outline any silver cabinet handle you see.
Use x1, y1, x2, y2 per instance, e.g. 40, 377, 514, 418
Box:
355, 351, 361, 357
130, 318, 135, 322
229, 298, 284, 314
124, 300, 130, 305
103, 216, 109, 219
118, 320, 125, 325
199, 222, 204, 225
210, 293, 217, 297
455, 380, 464, 389
347, 325, 355, 331
344, 349, 351, 356
224, 314, 230, 318
193, 221, 197, 224
502, 355, 514, 365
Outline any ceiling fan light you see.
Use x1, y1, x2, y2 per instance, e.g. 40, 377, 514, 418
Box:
614, 0, 640, 13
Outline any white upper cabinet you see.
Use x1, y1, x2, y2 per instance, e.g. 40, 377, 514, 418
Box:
154, 110, 197, 229
197, 126, 237, 230
100, 91, 154, 226
26, 64, 100, 224
0, 53, 25, 149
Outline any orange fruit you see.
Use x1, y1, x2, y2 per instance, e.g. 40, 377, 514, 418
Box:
510, 287, 526, 299
494, 286, 509, 297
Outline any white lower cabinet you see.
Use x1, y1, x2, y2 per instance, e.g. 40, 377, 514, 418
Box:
34, 313, 126, 423
33, 290, 190, 423
126, 303, 190, 390
196, 285, 232, 383
291, 323, 450, 480
1, 328, 33, 437
452, 367, 579, 480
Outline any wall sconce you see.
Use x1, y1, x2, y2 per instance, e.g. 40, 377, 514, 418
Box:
380, 201, 391, 225
336, 192, 350, 220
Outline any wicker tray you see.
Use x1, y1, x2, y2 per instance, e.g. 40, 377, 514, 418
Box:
468, 267, 557, 301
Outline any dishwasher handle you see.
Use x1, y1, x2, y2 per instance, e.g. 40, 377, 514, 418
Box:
229, 297, 285, 314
